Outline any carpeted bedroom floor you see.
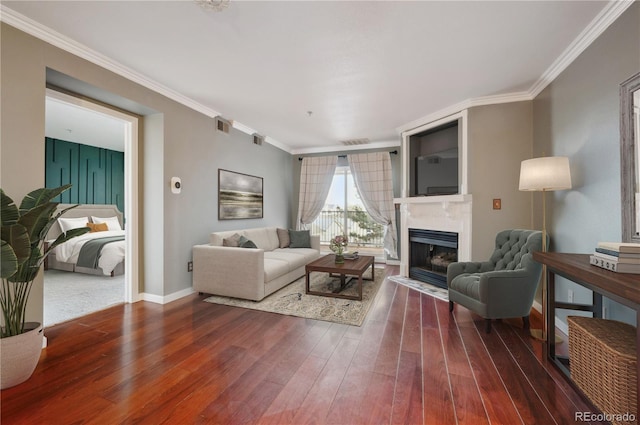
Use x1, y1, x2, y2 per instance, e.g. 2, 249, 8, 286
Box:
44, 270, 124, 327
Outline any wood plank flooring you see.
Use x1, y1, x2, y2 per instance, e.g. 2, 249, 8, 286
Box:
1, 265, 604, 424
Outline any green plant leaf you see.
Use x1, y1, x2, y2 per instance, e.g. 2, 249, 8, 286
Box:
0, 240, 18, 278
17, 202, 58, 244
9, 245, 41, 283
0, 224, 30, 266
0, 189, 19, 227
18, 184, 71, 214
42, 226, 90, 263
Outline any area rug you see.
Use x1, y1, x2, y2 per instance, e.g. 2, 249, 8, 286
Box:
204, 268, 385, 326
389, 275, 449, 302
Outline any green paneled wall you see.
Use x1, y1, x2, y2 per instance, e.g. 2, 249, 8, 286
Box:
45, 138, 125, 215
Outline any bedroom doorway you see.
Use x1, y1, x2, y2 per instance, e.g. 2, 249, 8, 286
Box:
44, 89, 139, 326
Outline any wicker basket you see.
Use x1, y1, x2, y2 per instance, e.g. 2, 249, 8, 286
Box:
568, 316, 637, 425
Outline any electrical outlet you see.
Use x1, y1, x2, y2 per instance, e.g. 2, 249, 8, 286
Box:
568, 289, 574, 303
188, 261, 193, 272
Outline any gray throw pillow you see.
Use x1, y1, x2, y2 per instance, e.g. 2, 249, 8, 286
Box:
277, 228, 290, 248
289, 230, 311, 248
238, 235, 258, 249
222, 233, 242, 247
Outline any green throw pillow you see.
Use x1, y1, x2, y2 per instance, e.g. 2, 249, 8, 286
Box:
288, 230, 311, 248
238, 235, 258, 249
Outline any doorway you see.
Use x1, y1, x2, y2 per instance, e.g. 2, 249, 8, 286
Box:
44, 89, 139, 326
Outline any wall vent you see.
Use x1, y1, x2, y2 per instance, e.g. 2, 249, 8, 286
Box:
341, 138, 370, 146
253, 133, 264, 146
216, 116, 231, 134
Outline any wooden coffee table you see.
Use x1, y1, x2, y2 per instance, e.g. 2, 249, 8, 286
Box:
305, 254, 375, 301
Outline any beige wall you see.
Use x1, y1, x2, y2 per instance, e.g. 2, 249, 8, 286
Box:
0, 24, 48, 322
1, 23, 294, 325
468, 101, 534, 260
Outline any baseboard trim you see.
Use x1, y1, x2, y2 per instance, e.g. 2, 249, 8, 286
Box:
531, 300, 568, 336
141, 287, 195, 305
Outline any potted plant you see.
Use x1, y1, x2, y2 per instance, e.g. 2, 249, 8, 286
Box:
0, 185, 89, 389
329, 235, 348, 264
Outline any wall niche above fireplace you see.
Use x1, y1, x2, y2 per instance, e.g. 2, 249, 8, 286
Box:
401, 110, 467, 199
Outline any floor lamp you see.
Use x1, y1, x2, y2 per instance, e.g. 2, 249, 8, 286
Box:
519, 156, 572, 341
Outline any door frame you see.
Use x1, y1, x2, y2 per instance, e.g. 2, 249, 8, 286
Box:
46, 88, 140, 303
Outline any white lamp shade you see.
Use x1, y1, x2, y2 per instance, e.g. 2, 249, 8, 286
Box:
519, 156, 572, 191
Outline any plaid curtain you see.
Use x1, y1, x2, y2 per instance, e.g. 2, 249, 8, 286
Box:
348, 152, 398, 258
296, 156, 337, 230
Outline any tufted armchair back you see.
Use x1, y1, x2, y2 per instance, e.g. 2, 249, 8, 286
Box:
488, 229, 543, 271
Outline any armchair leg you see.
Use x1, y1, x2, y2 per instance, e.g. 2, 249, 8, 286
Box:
485, 319, 492, 333
449, 301, 454, 312
522, 315, 530, 330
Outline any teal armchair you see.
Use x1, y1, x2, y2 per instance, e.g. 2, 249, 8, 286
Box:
447, 229, 544, 333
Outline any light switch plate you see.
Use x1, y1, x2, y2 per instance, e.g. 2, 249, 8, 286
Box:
492, 198, 501, 210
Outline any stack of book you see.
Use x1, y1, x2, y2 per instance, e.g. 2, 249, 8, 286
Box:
590, 242, 640, 274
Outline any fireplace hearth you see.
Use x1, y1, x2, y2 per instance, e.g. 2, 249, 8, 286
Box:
409, 228, 458, 289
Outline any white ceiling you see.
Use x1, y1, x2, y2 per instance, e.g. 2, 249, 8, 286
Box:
46, 97, 126, 152
2, 1, 627, 154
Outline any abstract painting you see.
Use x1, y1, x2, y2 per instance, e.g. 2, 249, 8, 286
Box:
218, 169, 263, 220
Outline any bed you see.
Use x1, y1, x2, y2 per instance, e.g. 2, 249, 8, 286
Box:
45, 204, 126, 277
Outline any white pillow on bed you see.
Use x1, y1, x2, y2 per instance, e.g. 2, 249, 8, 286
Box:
58, 217, 89, 233
91, 216, 122, 231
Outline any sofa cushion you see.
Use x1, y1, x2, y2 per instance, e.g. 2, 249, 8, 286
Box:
264, 251, 306, 271
242, 228, 279, 251
277, 228, 290, 248
289, 230, 311, 248
263, 258, 290, 281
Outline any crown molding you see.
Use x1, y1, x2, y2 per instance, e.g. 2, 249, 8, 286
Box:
0, 5, 290, 152
2, 1, 632, 153
528, 0, 636, 98
396, 0, 633, 135
395, 90, 531, 135
0, 6, 224, 120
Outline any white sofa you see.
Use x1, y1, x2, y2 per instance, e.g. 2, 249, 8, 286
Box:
192, 227, 320, 301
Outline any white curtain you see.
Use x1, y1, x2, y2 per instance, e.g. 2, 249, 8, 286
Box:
348, 152, 398, 258
296, 156, 337, 230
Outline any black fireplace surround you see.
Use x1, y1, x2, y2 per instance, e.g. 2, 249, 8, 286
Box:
409, 228, 458, 289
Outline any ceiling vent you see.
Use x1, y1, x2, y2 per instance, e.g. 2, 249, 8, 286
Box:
216, 116, 231, 134
341, 138, 370, 146
252, 133, 265, 146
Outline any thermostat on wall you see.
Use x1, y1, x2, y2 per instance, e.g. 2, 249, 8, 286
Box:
171, 177, 182, 194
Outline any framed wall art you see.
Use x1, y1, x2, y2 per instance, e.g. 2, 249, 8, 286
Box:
218, 169, 264, 220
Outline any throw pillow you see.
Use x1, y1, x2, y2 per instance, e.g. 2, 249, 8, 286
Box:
276, 228, 290, 248
222, 233, 242, 247
91, 216, 122, 231
58, 217, 90, 234
289, 230, 311, 248
86, 222, 108, 233
238, 235, 258, 249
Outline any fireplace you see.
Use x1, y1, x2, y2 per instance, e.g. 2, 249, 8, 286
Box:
409, 228, 458, 289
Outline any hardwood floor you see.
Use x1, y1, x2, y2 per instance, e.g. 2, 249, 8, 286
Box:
1, 265, 604, 424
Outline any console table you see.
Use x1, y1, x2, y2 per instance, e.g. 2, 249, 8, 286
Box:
532, 252, 640, 410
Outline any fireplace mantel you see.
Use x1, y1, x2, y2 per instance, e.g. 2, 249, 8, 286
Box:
395, 194, 473, 277
394, 194, 472, 205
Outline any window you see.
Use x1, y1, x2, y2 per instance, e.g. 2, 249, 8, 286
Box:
310, 166, 384, 253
